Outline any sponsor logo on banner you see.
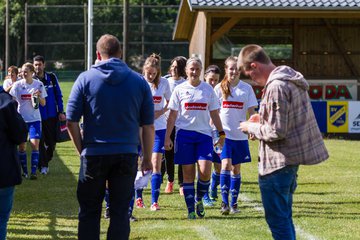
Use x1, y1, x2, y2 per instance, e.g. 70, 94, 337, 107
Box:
223, 101, 244, 109
327, 101, 348, 133
348, 102, 360, 133
185, 102, 207, 110
21, 94, 32, 100
153, 96, 162, 104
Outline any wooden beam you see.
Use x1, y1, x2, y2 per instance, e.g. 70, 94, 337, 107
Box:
324, 19, 360, 78
210, 17, 240, 45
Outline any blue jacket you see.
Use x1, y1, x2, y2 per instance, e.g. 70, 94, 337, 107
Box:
0, 88, 28, 188
38, 72, 64, 120
66, 58, 154, 156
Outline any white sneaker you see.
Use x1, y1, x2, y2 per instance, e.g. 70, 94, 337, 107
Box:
41, 167, 48, 175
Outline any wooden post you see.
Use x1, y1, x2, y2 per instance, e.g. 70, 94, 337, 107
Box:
5, 0, 9, 71
123, 0, 129, 62
24, 1, 28, 61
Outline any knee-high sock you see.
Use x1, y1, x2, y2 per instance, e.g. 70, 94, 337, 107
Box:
183, 182, 195, 214
196, 179, 210, 202
230, 174, 241, 207
128, 188, 135, 217
135, 189, 143, 199
31, 151, 39, 174
151, 173, 162, 204
220, 170, 231, 205
19, 151, 27, 174
210, 171, 220, 194
104, 188, 110, 209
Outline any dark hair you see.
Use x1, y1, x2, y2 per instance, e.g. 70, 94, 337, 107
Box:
143, 53, 162, 89
7, 65, 18, 75
220, 56, 238, 99
33, 55, 45, 63
96, 34, 122, 58
168, 56, 187, 78
204, 65, 220, 76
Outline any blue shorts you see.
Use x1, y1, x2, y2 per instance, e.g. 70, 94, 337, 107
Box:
27, 121, 41, 140
153, 129, 166, 154
174, 129, 213, 165
212, 151, 221, 163
220, 139, 251, 165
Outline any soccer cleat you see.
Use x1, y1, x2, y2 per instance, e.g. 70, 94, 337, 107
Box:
230, 203, 240, 214
188, 212, 196, 220
40, 167, 48, 175
179, 186, 184, 196
150, 202, 160, 211
135, 198, 146, 208
203, 195, 214, 207
220, 202, 230, 215
164, 181, 174, 193
22, 173, 29, 179
195, 200, 205, 218
129, 215, 138, 222
209, 189, 218, 201
104, 208, 110, 219
30, 173, 37, 180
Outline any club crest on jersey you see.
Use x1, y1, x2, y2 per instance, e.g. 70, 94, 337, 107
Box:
223, 101, 244, 109
185, 102, 207, 110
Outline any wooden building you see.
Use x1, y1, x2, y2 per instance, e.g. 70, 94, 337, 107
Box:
173, 0, 360, 99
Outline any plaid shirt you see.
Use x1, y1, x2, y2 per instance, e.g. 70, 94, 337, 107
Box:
247, 66, 329, 176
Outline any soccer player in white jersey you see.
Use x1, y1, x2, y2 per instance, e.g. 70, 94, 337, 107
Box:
9, 62, 47, 179
163, 56, 187, 195
135, 54, 171, 211
214, 56, 258, 214
165, 57, 225, 219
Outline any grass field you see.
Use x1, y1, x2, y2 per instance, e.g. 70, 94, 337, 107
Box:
5, 81, 360, 240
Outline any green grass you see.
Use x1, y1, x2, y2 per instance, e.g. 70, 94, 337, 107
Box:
6, 80, 360, 239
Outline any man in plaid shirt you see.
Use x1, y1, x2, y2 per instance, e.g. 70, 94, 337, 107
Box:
238, 44, 328, 240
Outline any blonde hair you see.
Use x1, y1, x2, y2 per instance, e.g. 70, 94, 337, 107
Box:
143, 53, 161, 89
22, 62, 35, 73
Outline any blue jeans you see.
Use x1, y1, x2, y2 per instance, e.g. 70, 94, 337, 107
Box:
0, 187, 15, 240
259, 165, 299, 240
77, 154, 137, 240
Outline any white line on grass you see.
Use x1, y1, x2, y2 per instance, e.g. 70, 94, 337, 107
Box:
239, 195, 320, 240
193, 225, 219, 240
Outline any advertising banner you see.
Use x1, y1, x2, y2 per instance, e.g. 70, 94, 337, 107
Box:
311, 101, 327, 133
327, 101, 348, 133
348, 102, 360, 133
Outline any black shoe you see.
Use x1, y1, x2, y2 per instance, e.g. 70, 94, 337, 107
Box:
104, 208, 110, 219
30, 173, 37, 180
129, 215, 138, 222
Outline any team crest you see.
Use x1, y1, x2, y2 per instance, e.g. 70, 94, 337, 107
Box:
329, 105, 346, 127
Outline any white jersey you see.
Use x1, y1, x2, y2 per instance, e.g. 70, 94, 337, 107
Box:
9, 79, 47, 122
168, 81, 220, 136
148, 77, 171, 130
167, 77, 186, 92
214, 80, 258, 140
3, 79, 16, 90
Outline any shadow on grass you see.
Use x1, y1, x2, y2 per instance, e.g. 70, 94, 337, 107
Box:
8, 143, 79, 240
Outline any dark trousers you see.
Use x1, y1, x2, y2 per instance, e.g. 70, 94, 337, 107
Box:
39, 117, 57, 168
162, 128, 183, 185
77, 154, 137, 240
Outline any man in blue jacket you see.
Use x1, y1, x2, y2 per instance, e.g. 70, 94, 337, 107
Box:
66, 34, 154, 240
33, 55, 66, 175
0, 86, 28, 240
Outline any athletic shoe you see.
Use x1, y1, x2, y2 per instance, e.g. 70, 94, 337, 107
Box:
129, 215, 138, 222
220, 202, 230, 215
188, 212, 196, 220
203, 195, 214, 207
22, 173, 29, 179
179, 186, 184, 196
164, 181, 174, 193
230, 203, 240, 214
30, 173, 37, 180
104, 207, 110, 219
195, 200, 205, 218
135, 198, 145, 208
150, 202, 160, 211
41, 167, 48, 175
209, 190, 218, 201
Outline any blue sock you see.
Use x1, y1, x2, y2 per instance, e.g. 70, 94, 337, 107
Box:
19, 151, 27, 174
196, 179, 210, 202
210, 171, 220, 195
31, 151, 39, 175
135, 189, 143, 199
151, 173, 162, 204
230, 174, 241, 207
104, 188, 110, 209
183, 182, 195, 214
128, 189, 135, 217
220, 170, 231, 205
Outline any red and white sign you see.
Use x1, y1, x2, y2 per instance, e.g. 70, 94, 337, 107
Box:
185, 102, 207, 110
223, 101, 244, 109
153, 96, 162, 104
21, 94, 32, 100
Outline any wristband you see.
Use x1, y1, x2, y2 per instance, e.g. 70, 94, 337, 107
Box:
218, 131, 226, 138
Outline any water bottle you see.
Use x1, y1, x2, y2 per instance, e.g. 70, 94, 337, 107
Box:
211, 129, 222, 155
31, 93, 39, 109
